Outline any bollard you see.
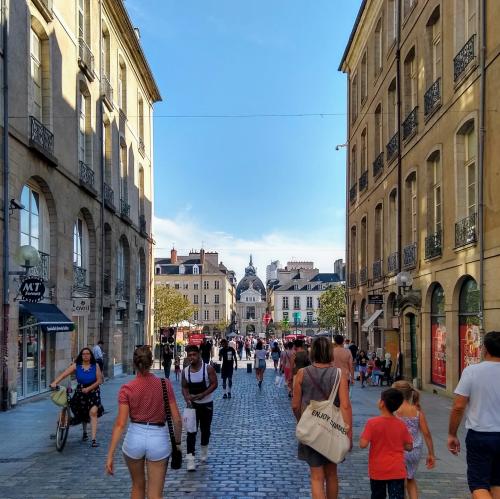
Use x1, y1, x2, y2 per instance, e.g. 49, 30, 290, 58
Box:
246, 362, 252, 373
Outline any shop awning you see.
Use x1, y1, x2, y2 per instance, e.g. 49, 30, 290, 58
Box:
361, 309, 383, 332
19, 302, 74, 333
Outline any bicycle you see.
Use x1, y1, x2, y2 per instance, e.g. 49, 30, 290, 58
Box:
50, 385, 73, 452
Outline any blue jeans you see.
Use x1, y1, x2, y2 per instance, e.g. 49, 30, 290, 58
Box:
370, 479, 404, 499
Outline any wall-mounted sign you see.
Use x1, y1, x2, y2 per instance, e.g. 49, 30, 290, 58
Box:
19, 277, 45, 303
72, 298, 91, 314
368, 294, 384, 305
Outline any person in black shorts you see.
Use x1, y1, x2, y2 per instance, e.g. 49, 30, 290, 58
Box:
219, 339, 237, 399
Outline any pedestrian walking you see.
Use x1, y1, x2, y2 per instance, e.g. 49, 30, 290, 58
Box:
270, 341, 281, 372
236, 338, 244, 360
200, 337, 212, 365
105, 346, 182, 499
356, 350, 369, 387
447, 330, 500, 498
348, 341, 358, 360
162, 342, 173, 379
245, 338, 252, 359
280, 341, 294, 397
254, 340, 267, 389
50, 347, 103, 447
219, 339, 237, 399
292, 339, 311, 376
182, 344, 218, 471
332, 335, 354, 386
93, 340, 105, 375
392, 381, 436, 499
174, 355, 181, 381
360, 388, 413, 499
292, 337, 352, 499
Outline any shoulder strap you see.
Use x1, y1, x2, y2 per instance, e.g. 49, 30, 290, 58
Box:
161, 379, 176, 447
327, 368, 342, 403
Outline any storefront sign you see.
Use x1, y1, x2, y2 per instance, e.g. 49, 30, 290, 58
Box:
368, 294, 384, 305
460, 324, 481, 372
188, 333, 205, 346
19, 277, 45, 303
72, 298, 90, 314
431, 323, 447, 386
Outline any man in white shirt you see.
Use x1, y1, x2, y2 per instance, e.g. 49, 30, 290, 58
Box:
93, 340, 104, 373
448, 330, 500, 498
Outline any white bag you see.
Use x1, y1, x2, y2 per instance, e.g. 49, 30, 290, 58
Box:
275, 375, 284, 388
295, 368, 350, 464
183, 407, 197, 433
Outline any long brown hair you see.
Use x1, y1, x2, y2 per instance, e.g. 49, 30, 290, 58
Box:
133, 346, 153, 374
310, 337, 332, 364
392, 380, 420, 408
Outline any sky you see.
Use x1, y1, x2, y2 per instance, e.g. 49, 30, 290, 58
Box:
126, 0, 361, 280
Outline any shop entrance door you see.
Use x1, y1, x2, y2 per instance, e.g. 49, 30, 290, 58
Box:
409, 314, 418, 380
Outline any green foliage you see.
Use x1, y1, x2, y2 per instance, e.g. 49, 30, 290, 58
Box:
154, 285, 196, 333
278, 318, 291, 333
318, 285, 346, 332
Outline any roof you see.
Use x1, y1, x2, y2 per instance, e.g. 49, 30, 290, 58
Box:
272, 273, 341, 292
338, 0, 368, 72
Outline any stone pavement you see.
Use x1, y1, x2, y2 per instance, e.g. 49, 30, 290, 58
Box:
0, 360, 469, 498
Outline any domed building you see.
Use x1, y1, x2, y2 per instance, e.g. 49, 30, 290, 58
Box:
236, 256, 267, 335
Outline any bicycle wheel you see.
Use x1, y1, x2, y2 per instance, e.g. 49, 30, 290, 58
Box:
55, 408, 69, 452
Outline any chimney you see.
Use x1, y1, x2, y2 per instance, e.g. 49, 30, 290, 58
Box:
200, 249, 205, 264
170, 247, 177, 264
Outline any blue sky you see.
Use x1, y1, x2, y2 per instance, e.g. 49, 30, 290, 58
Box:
127, 0, 361, 278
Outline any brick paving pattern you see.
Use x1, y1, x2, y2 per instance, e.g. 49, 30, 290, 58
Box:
0, 361, 469, 498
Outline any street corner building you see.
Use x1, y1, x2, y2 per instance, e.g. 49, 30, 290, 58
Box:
0, 0, 161, 408
339, 0, 500, 395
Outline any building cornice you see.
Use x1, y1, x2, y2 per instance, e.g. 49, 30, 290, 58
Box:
104, 0, 161, 103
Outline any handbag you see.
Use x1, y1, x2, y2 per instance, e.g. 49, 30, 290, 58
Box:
295, 367, 350, 464
50, 388, 68, 407
183, 407, 197, 433
161, 379, 182, 470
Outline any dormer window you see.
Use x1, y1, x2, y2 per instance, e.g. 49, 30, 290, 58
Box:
193, 264, 199, 275
307, 284, 312, 290
155, 265, 161, 275
294, 284, 299, 291
179, 264, 185, 275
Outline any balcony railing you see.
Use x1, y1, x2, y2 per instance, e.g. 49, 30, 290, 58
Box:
424, 78, 441, 117
78, 37, 94, 75
454, 34, 476, 82
402, 242, 417, 270
30, 116, 54, 156
386, 132, 399, 163
349, 183, 357, 204
425, 231, 442, 259
455, 212, 477, 248
29, 251, 50, 281
104, 183, 114, 208
372, 259, 383, 282
138, 138, 145, 157
372, 152, 384, 178
348, 272, 357, 289
115, 280, 127, 299
79, 160, 95, 190
136, 286, 145, 304
387, 251, 399, 274
101, 74, 113, 106
120, 198, 131, 218
402, 107, 418, 141
139, 214, 147, 235
73, 265, 88, 290
359, 267, 368, 285
359, 170, 368, 192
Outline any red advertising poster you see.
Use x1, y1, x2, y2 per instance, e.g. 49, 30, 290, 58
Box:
188, 334, 205, 346
459, 324, 481, 373
431, 323, 446, 386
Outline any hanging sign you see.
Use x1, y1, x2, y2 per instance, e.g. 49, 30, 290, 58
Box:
368, 294, 384, 305
19, 276, 45, 303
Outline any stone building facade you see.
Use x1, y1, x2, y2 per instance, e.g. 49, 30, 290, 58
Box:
0, 0, 160, 407
155, 249, 237, 336
340, 0, 500, 395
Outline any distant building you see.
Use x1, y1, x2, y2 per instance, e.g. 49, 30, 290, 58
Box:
155, 249, 236, 336
334, 259, 346, 282
266, 260, 280, 284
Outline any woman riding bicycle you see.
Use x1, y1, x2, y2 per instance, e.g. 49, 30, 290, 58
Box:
50, 347, 103, 447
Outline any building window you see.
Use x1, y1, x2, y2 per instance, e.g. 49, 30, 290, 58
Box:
118, 59, 127, 113
214, 280, 220, 290
174, 283, 179, 289
455, 0, 477, 52
456, 120, 477, 219
426, 7, 441, 90
78, 0, 90, 44
388, 78, 397, 136
350, 225, 357, 279
215, 294, 219, 304
194, 310, 199, 321
138, 96, 144, 145
193, 295, 199, 305
30, 29, 43, 122
20, 185, 41, 249
403, 0, 417, 18
78, 87, 92, 167
179, 264, 185, 275
183, 283, 189, 289
427, 151, 442, 236
294, 297, 300, 310
361, 128, 367, 175
193, 265, 199, 275
103, 119, 112, 186
204, 310, 209, 321
404, 173, 418, 246
204, 294, 208, 304
388, 0, 397, 45
374, 204, 383, 263
351, 73, 358, 122
120, 144, 128, 202
246, 307, 256, 320
350, 144, 357, 188
389, 189, 398, 256
194, 283, 199, 290
360, 52, 368, 104
282, 296, 289, 310
374, 18, 383, 76
404, 47, 417, 117
459, 278, 480, 372
183, 294, 188, 301
306, 296, 313, 309
101, 27, 110, 79
360, 217, 367, 275
214, 310, 220, 320
203, 280, 209, 290
430, 284, 446, 386
283, 311, 289, 320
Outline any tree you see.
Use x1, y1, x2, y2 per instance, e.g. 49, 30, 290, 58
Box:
277, 318, 291, 334
154, 285, 196, 335
318, 285, 346, 333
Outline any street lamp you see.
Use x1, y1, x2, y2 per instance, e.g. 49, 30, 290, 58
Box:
10, 245, 41, 275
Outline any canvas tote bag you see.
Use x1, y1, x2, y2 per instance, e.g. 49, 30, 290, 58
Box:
295, 367, 350, 464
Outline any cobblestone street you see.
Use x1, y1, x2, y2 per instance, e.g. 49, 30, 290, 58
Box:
0, 361, 469, 498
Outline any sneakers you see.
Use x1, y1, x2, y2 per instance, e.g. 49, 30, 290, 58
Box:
227, 392, 231, 399
186, 453, 196, 472
223, 393, 227, 399
200, 445, 209, 463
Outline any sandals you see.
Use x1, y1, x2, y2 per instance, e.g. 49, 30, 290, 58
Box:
82, 432, 89, 442
91, 439, 99, 448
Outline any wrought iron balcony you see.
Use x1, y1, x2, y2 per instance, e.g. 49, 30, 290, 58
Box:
115, 280, 127, 299
120, 198, 131, 218
79, 160, 95, 190
136, 286, 145, 304
372, 259, 383, 282
29, 251, 50, 281
359, 170, 368, 192
402, 107, 418, 141
138, 138, 145, 157
424, 78, 441, 117
455, 213, 477, 248
101, 74, 113, 107
402, 242, 417, 270
387, 251, 399, 274
359, 267, 368, 285
454, 34, 476, 82
348, 272, 357, 289
139, 214, 147, 235
349, 183, 357, 204
73, 265, 88, 290
78, 37, 94, 76
386, 132, 399, 163
104, 183, 114, 209
30, 116, 54, 156
425, 231, 442, 259
372, 152, 384, 178
103, 273, 111, 295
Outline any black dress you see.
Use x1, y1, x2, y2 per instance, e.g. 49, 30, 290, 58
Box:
70, 364, 103, 424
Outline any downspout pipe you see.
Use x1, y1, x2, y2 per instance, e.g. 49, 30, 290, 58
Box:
478, 0, 486, 332
345, 70, 351, 343
396, 0, 402, 275
2, 0, 9, 411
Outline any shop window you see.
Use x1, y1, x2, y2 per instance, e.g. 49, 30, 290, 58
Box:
431, 284, 446, 386
458, 278, 480, 373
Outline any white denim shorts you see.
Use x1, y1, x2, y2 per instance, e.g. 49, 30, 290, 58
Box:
122, 422, 171, 461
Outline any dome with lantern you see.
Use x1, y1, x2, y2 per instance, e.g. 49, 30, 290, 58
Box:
236, 255, 266, 301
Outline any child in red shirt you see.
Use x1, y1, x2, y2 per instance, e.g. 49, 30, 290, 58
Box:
360, 388, 413, 499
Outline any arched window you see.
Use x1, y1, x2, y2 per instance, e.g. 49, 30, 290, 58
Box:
425, 6, 441, 115
431, 284, 446, 386
426, 150, 442, 258
104, 224, 112, 294
30, 23, 51, 128
349, 225, 357, 286
360, 217, 367, 283
374, 204, 383, 279
404, 47, 417, 118
374, 104, 383, 159
404, 172, 417, 247
116, 238, 129, 300
193, 264, 199, 275
374, 18, 383, 76
388, 189, 398, 270
118, 58, 127, 113
138, 96, 145, 156
459, 278, 480, 373
78, 82, 92, 168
